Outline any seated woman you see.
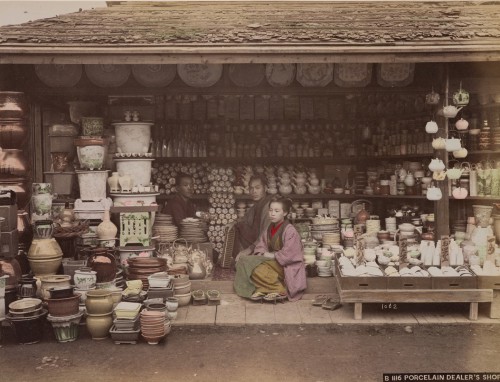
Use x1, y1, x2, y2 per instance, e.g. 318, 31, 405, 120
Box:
233, 195, 307, 302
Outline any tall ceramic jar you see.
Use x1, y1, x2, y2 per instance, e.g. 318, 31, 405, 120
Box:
85, 289, 114, 314
86, 312, 113, 340
96, 210, 117, 240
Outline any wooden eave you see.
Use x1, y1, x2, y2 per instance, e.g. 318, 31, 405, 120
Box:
1, 1, 500, 64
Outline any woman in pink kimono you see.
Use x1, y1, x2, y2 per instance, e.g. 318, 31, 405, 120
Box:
234, 196, 307, 302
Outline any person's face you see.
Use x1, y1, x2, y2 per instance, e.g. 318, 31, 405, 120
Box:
269, 202, 287, 224
177, 177, 194, 199
249, 179, 266, 201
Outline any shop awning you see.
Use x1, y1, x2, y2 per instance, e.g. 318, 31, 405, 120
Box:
1, 1, 500, 64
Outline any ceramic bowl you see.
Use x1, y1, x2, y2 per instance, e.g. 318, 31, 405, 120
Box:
175, 292, 192, 307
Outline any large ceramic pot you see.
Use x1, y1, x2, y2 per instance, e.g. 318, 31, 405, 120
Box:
74, 137, 106, 170
87, 248, 117, 283
115, 158, 153, 187
113, 122, 153, 154
47, 294, 80, 317
76, 170, 109, 201
28, 238, 63, 259
81, 117, 104, 137
0, 92, 26, 119
85, 289, 114, 314
47, 311, 84, 342
0, 118, 28, 148
6, 309, 48, 344
0, 148, 29, 177
73, 268, 97, 289
85, 312, 113, 340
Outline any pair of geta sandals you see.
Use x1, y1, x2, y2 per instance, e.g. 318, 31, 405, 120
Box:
312, 295, 342, 310
191, 289, 221, 306
250, 291, 287, 304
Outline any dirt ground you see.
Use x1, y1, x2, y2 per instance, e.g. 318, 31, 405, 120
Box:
1, 324, 499, 382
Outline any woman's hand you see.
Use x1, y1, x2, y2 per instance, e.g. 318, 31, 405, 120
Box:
235, 247, 253, 263
263, 251, 275, 259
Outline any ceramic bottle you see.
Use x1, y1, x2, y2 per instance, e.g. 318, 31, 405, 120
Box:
96, 209, 117, 240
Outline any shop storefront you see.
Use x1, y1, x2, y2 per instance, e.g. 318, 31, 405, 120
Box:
0, 1, 500, 342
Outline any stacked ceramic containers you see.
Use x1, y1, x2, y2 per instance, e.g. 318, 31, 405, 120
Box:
110, 301, 141, 344
146, 271, 173, 301
6, 298, 48, 344
172, 274, 191, 307
46, 285, 84, 342
85, 289, 114, 340
0, 92, 31, 211
140, 309, 169, 345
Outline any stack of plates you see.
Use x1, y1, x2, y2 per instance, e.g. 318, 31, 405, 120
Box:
127, 257, 167, 290
322, 232, 341, 246
179, 218, 208, 243
152, 214, 178, 242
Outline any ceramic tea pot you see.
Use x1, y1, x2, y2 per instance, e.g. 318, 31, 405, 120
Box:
453, 147, 468, 159
279, 183, 292, 195
445, 138, 461, 152
403, 173, 415, 187
446, 168, 463, 180
453, 85, 470, 107
307, 184, 321, 194
442, 105, 463, 118
455, 118, 469, 131
293, 173, 307, 185
425, 120, 439, 134
426, 186, 443, 201
428, 158, 445, 172
432, 137, 446, 150
452, 187, 468, 199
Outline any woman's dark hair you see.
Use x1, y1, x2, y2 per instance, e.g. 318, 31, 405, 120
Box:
248, 174, 267, 187
175, 172, 193, 186
270, 195, 293, 214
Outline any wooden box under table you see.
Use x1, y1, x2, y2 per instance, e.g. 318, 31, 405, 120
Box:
386, 275, 432, 290
431, 273, 477, 290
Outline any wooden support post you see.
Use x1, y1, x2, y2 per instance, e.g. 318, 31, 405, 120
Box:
469, 302, 478, 321
354, 303, 363, 320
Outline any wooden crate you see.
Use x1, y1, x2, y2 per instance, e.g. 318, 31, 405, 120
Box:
387, 275, 432, 290
335, 258, 387, 290
477, 275, 500, 290
431, 275, 477, 290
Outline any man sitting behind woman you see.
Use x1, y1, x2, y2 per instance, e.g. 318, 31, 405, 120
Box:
234, 195, 307, 302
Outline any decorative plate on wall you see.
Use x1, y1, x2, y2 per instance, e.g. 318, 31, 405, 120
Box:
177, 64, 223, 88
229, 64, 265, 87
376, 63, 415, 87
265, 64, 296, 87
35, 64, 83, 87
334, 63, 373, 87
131, 64, 176, 87
296, 63, 333, 87
84, 64, 131, 88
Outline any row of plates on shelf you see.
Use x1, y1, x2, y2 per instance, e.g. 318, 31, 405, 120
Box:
34, 63, 414, 89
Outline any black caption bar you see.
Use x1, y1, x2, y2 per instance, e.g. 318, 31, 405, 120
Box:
383, 373, 500, 381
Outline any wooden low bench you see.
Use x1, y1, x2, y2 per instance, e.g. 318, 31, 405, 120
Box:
337, 282, 493, 320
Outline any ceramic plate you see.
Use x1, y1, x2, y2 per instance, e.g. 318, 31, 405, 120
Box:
265, 63, 296, 87
376, 63, 415, 87
296, 63, 333, 87
84, 64, 131, 88
334, 63, 373, 87
228, 64, 265, 87
177, 64, 223, 88
131, 64, 176, 87
35, 64, 83, 87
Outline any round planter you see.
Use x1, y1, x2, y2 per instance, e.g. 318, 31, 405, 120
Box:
115, 158, 153, 187
73, 269, 97, 289
113, 122, 153, 154
85, 312, 113, 340
6, 309, 48, 344
81, 117, 104, 137
76, 144, 105, 170
47, 311, 84, 342
47, 294, 80, 317
85, 289, 114, 314
39, 275, 71, 300
175, 292, 192, 307
76, 170, 109, 201
28, 257, 63, 276
166, 297, 179, 312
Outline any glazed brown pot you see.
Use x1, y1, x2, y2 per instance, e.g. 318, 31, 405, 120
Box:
0, 118, 28, 148
0, 92, 26, 119
0, 149, 30, 177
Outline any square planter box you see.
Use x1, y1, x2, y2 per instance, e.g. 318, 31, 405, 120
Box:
44, 172, 76, 196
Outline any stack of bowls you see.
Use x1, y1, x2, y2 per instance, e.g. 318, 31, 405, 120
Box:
127, 257, 167, 290
85, 289, 114, 340
140, 310, 168, 345
316, 259, 333, 277
172, 275, 191, 306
